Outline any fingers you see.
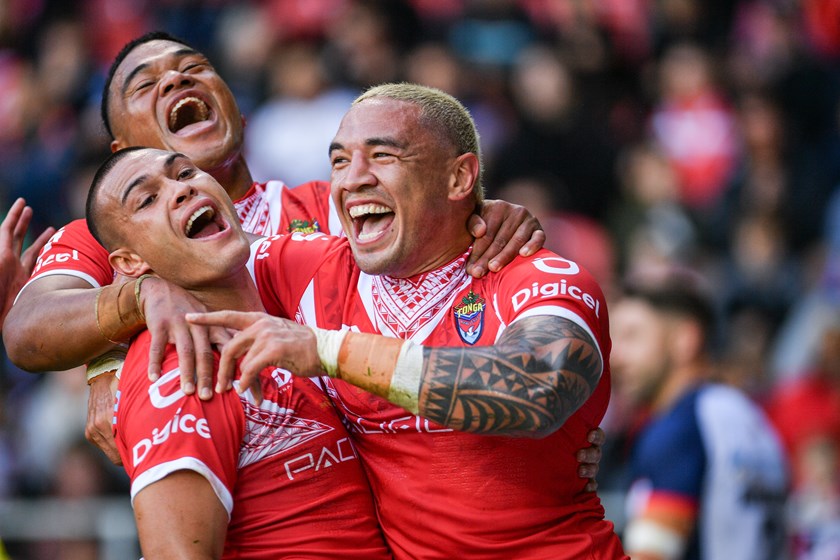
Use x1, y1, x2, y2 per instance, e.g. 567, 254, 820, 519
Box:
588, 426, 606, 446
186, 310, 260, 330
466, 200, 546, 276
85, 372, 123, 465
0, 198, 27, 245
21, 226, 56, 273
191, 325, 216, 401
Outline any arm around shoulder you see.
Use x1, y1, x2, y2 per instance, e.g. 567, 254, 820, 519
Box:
3, 275, 117, 372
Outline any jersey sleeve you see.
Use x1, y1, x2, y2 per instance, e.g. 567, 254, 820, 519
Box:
493, 249, 610, 369
115, 334, 244, 515
248, 233, 354, 321
23, 219, 113, 290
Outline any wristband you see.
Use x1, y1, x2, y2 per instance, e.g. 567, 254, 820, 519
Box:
86, 347, 128, 385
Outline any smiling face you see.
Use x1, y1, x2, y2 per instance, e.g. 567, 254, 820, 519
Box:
106, 40, 244, 176
93, 148, 250, 288
329, 96, 477, 278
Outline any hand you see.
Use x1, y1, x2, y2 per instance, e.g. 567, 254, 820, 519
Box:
139, 277, 232, 399
85, 371, 122, 465
0, 198, 55, 327
466, 199, 545, 278
186, 311, 323, 395
576, 427, 605, 493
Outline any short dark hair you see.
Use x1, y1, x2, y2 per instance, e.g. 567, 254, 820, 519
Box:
101, 31, 195, 139
86, 146, 148, 250
621, 267, 717, 346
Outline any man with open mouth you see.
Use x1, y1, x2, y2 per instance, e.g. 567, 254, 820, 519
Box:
186, 83, 627, 559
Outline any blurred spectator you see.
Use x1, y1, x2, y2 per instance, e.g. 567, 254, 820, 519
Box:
492, 44, 618, 221
611, 266, 788, 560
608, 141, 698, 275
649, 42, 739, 212
245, 41, 356, 186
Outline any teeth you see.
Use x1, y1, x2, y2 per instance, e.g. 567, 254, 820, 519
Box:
169, 97, 209, 130
348, 203, 391, 218
185, 206, 214, 237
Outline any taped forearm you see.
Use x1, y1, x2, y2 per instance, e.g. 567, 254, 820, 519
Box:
94, 274, 151, 344
309, 327, 423, 413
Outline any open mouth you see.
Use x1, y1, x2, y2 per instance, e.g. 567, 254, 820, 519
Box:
169, 97, 211, 133
185, 205, 227, 239
348, 203, 394, 241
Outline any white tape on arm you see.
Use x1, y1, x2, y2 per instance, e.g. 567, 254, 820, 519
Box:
387, 341, 423, 414
308, 327, 348, 378
623, 519, 686, 560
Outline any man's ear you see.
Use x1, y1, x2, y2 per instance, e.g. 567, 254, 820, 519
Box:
110, 138, 123, 153
109, 248, 151, 278
448, 153, 480, 202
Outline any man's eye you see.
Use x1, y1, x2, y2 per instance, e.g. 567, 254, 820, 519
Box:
182, 63, 203, 72
135, 81, 153, 92
331, 156, 348, 166
178, 168, 195, 180
138, 194, 156, 209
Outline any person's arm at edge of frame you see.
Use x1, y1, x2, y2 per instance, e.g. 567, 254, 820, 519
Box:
133, 470, 228, 560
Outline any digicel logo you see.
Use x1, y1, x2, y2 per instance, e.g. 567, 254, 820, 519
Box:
132, 406, 211, 466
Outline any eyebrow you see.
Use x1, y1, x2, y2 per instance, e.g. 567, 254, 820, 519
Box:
121, 152, 186, 205
328, 137, 407, 155
120, 47, 201, 97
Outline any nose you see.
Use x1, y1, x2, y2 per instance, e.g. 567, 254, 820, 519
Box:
169, 179, 197, 207
160, 68, 194, 96
336, 152, 376, 192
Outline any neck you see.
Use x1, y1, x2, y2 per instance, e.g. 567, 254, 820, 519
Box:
392, 231, 473, 279
186, 268, 264, 313
207, 153, 254, 202
651, 361, 706, 413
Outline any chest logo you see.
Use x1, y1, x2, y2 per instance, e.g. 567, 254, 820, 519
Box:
453, 290, 486, 345
288, 218, 321, 234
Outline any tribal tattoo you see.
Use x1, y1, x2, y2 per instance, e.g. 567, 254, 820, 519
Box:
418, 315, 602, 436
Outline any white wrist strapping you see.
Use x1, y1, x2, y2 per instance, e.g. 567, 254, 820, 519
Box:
623, 519, 685, 560
387, 341, 423, 414
309, 326, 348, 378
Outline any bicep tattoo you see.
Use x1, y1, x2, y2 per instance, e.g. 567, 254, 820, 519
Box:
419, 316, 602, 436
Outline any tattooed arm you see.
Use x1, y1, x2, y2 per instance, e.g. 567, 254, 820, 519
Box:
417, 316, 602, 437
187, 312, 603, 438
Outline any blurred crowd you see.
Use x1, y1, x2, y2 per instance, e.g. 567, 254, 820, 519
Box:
1, 0, 839, 558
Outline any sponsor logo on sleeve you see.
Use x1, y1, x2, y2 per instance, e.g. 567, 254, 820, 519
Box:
453, 290, 486, 345
511, 257, 601, 317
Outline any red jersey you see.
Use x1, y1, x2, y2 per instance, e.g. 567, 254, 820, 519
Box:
251, 234, 626, 560
22, 179, 337, 291
116, 332, 391, 559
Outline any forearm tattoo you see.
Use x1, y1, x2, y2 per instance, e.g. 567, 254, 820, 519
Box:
419, 316, 602, 436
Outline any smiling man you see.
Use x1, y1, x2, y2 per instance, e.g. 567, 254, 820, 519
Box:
85, 147, 391, 559
188, 83, 628, 559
